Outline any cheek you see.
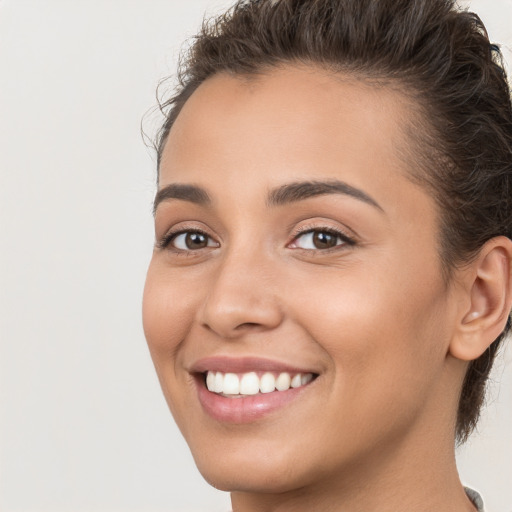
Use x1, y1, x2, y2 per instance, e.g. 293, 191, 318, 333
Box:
142, 261, 201, 425
286, 255, 452, 409
142, 261, 197, 362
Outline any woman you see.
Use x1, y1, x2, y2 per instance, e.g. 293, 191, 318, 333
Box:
142, 0, 512, 510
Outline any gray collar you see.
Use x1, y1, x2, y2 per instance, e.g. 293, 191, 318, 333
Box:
465, 487, 485, 512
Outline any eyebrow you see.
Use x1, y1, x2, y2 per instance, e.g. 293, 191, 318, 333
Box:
267, 180, 383, 211
153, 179, 383, 215
153, 184, 211, 215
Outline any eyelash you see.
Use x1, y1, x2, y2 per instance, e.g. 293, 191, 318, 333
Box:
289, 226, 356, 251
157, 225, 356, 253
157, 228, 214, 251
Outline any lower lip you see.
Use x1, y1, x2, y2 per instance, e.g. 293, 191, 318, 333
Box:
195, 375, 313, 423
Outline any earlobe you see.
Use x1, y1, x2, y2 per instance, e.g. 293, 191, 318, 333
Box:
450, 236, 512, 362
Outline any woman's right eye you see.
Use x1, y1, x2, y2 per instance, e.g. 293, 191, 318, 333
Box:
165, 230, 219, 251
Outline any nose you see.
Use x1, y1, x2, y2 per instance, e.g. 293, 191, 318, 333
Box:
198, 250, 284, 338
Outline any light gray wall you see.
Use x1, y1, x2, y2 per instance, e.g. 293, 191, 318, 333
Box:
0, 1, 510, 511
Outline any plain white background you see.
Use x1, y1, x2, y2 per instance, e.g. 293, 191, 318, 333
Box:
0, 1, 511, 511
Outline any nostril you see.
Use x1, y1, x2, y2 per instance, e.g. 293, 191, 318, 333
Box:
235, 322, 261, 329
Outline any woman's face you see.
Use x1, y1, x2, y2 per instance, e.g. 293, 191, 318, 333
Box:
143, 66, 461, 493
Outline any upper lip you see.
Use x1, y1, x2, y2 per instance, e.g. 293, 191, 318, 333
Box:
190, 356, 319, 375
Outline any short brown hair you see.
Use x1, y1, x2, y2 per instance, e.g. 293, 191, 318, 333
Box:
154, 0, 512, 443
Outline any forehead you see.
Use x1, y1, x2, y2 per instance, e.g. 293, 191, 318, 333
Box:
160, 65, 417, 179
159, 65, 430, 221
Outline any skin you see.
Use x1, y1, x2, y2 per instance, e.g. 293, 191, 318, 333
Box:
143, 66, 511, 511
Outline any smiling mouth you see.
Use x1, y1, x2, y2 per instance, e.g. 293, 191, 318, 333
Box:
193, 360, 320, 422
203, 370, 317, 397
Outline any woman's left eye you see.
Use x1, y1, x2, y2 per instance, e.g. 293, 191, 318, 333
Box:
290, 229, 353, 250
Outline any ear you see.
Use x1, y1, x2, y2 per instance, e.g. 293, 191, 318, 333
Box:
449, 236, 512, 361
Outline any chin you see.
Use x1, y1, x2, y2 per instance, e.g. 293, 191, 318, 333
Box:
188, 438, 328, 494
194, 447, 282, 491
196, 462, 307, 494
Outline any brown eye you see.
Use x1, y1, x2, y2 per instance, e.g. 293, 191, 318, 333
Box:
185, 232, 208, 249
312, 231, 338, 249
291, 229, 353, 251
170, 231, 217, 251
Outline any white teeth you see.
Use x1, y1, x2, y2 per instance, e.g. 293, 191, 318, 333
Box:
291, 374, 302, 388
301, 373, 313, 386
275, 372, 291, 391
259, 372, 276, 393
240, 372, 260, 395
222, 373, 240, 395
205, 370, 315, 396
214, 372, 224, 393
206, 371, 216, 391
